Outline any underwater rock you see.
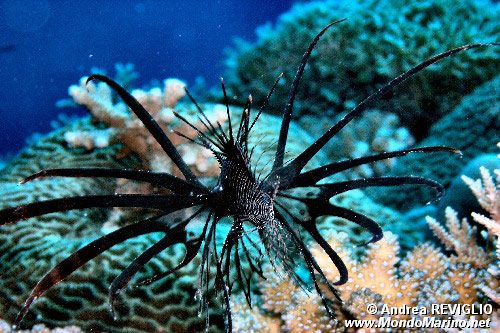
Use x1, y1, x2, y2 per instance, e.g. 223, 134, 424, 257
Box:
369, 76, 500, 211
223, 0, 499, 139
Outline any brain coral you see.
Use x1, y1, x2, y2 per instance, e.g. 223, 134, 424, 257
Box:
369, 75, 499, 211
223, 0, 499, 139
0, 96, 424, 331
0, 117, 226, 332
0, 101, 337, 332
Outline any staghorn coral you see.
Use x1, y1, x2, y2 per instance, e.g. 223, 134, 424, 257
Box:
425, 209, 498, 308
426, 207, 491, 268
299, 110, 414, 179
232, 224, 498, 330
223, 0, 499, 138
461, 158, 500, 304
463, 166, 500, 231
370, 75, 500, 211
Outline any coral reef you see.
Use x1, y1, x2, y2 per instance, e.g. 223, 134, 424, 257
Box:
61, 70, 418, 250
462, 160, 500, 303
0, 95, 425, 333
65, 75, 224, 177
299, 109, 414, 179
0, 119, 225, 332
0, 118, 132, 183
231, 156, 499, 330
0, 319, 82, 333
223, 0, 499, 138
1, 92, 354, 332
234, 227, 497, 331
370, 75, 500, 211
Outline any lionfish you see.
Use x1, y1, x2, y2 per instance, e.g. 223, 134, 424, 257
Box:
0, 20, 496, 331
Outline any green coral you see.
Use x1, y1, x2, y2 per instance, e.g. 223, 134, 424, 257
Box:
0, 104, 434, 331
0, 107, 323, 332
369, 75, 500, 211
0, 119, 223, 332
0, 117, 134, 182
223, 0, 499, 139
299, 109, 414, 179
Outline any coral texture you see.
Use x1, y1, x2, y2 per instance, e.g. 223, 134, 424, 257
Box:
0, 97, 343, 332
0, 118, 224, 332
66, 75, 224, 178
233, 155, 499, 331
0, 92, 426, 333
223, 0, 499, 138
370, 75, 500, 211
0, 319, 83, 333
461, 159, 500, 303
299, 109, 414, 179
235, 227, 497, 331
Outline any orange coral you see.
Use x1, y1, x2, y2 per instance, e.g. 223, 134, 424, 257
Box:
65, 76, 226, 177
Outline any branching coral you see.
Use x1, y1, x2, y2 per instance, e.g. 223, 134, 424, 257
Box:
463, 166, 500, 231
461, 158, 499, 304
66, 75, 225, 178
223, 0, 499, 138
426, 207, 491, 268
232, 224, 497, 330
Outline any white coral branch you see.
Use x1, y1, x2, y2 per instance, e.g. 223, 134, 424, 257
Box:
427, 207, 490, 267
472, 212, 499, 237
462, 166, 500, 223
426, 215, 457, 251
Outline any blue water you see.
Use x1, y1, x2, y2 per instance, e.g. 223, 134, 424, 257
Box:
0, 0, 297, 156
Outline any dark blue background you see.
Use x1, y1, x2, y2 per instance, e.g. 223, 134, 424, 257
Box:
0, 0, 298, 155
